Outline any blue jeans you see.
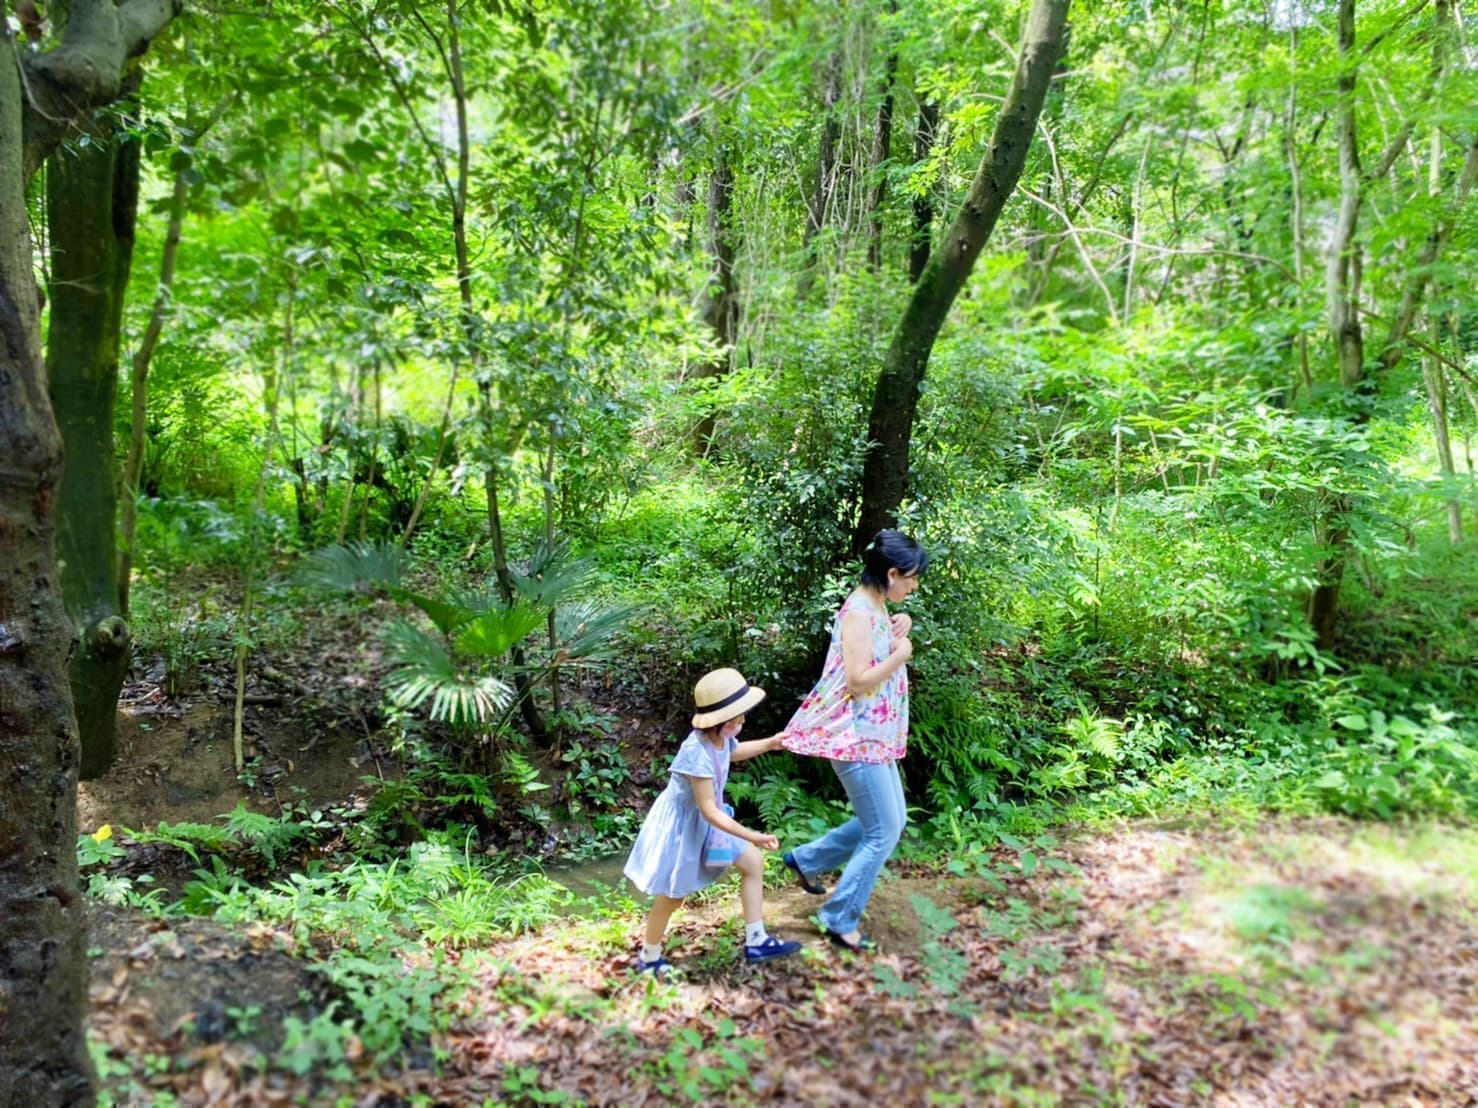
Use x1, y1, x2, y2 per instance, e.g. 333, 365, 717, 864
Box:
791, 759, 906, 935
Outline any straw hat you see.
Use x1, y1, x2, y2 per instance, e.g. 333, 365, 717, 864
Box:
691, 667, 767, 729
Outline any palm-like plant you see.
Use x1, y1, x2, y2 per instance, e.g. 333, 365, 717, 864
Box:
301, 540, 638, 739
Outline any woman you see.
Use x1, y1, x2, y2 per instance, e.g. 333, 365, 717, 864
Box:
779, 529, 927, 951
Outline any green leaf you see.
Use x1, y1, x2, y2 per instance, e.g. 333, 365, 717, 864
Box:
398, 591, 476, 636
455, 602, 546, 658
382, 621, 512, 725
1334, 714, 1368, 731
299, 541, 405, 593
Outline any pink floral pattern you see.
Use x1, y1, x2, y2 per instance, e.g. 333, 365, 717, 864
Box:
780, 595, 908, 764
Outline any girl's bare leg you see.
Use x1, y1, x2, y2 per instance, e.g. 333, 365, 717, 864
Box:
644, 895, 684, 946
735, 845, 764, 925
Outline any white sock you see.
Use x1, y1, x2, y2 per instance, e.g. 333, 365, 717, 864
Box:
745, 921, 768, 946
640, 942, 663, 962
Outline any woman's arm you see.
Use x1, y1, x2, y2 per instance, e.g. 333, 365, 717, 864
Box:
841, 609, 912, 698
689, 776, 779, 850
730, 735, 783, 763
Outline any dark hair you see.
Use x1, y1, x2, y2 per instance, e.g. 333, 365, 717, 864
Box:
859, 529, 929, 589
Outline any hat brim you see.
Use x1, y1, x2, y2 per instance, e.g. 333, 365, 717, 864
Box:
692, 686, 766, 730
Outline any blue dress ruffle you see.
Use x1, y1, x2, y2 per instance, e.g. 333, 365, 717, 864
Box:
623, 730, 736, 899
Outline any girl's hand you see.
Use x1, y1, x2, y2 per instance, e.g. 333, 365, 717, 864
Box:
766, 734, 786, 753
890, 612, 913, 641
892, 635, 913, 663
752, 833, 780, 851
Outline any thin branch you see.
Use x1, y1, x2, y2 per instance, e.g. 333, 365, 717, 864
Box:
1019, 187, 1296, 281
1034, 126, 1121, 325
1358, 0, 1433, 59
327, 2, 458, 212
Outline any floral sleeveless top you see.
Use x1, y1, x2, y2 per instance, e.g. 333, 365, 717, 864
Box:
780, 594, 908, 764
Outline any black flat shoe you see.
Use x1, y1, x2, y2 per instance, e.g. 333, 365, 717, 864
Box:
783, 851, 826, 896
821, 927, 876, 953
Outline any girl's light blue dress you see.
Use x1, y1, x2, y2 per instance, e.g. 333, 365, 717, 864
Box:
623, 730, 736, 899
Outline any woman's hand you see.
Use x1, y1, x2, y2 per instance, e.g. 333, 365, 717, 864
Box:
890, 611, 913, 641
892, 635, 913, 663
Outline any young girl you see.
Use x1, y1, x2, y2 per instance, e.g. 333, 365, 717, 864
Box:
623, 667, 803, 976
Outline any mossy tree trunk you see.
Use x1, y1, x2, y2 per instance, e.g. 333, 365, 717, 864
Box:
690, 149, 738, 451
854, 0, 1072, 548
46, 113, 140, 780
0, 3, 179, 1104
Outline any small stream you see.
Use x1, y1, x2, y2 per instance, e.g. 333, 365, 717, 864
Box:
542, 852, 630, 903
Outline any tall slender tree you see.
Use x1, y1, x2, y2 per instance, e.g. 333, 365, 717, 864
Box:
690, 146, 739, 450
854, 0, 1072, 546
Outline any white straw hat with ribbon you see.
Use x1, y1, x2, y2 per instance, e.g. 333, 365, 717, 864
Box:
691, 667, 767, 729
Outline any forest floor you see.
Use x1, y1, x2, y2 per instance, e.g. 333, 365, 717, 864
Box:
88, 815, 1478, 1106
80, 585, 1478, 1104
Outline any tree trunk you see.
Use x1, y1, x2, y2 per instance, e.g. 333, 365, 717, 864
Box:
2, 54, 89, 1108
1326, 0, 1365, 391
1284, 28, 1314, 401
798, 46, 844, 301
46, 114, 139, 780
867, 17, 898, 272
1, 4, 180, 1101
854, 0, 1071, 547
908, 97, 940, 284
1422, 319, 1462, 544
690, 150, 738, 450
1375, 0, 1465, 374
443, 0, 549, 744
1310, 0, 1365, 650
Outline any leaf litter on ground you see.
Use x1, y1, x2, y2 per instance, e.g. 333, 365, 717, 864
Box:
87, 817, 1478, 1105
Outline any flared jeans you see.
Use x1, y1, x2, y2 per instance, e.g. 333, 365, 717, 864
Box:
790, 758, 905, 935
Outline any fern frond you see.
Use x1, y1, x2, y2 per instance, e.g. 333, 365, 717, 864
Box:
1061, 705, 1124, 762
299, 541, 406, 593
382, 620, 512, 725
511, 540, 594, 608
556, 599, 640, 661
398, 591, 477, 636
455, 602, 547, 658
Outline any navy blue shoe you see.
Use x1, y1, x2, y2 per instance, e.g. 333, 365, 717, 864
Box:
636, 955, 672, 980
783, 851, 826, 895
744, 935, 803, 963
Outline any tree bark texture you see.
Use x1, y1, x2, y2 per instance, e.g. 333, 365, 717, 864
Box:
1, 3, 180, 1103
867, 29, 898, 272
47, 118, 140, 780
908, 97, 940, 284
690, 150, 738, 450
1, 56, 95, 1108
1310, 0, 1364, 650
798, 47, 844, 301
854, 0, 1071, 547
1325, 0, 1366, 392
